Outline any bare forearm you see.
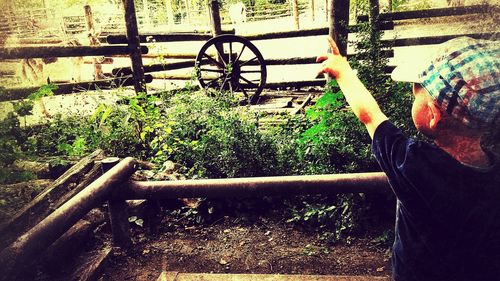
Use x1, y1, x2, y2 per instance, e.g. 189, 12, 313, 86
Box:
336, 68, 388, 138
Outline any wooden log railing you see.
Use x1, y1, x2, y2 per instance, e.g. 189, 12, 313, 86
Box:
112, 50, 395, 77
357, 4, 491, 22
0, 45, 148, 60
0, 157, 138, 280
105, 23, 394, 44
106, 30, 236, 44
0, 74, 153, 102
0, 152, 390, 281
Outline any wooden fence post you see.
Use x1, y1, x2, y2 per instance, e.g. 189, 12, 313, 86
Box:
208, 0, 222, 37
310, 0, 315, 21
328, 0, 350, 56
84, 5, 105, 80
122, 0, 147, 94
293, 0, 300, 30
103, 157, 132, 248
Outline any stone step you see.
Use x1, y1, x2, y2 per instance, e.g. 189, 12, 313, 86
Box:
157, 272, 391, 281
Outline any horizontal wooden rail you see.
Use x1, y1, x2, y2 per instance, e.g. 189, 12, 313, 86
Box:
385, 32, 498, 47
116, 172, 390, 200
0, 75, 153, 102
106, 23, 393, 45
0, 45, 148, 59
0, 158, 137, 280
357, 4, 491, 22
106, 30, 235, 44
113, 51, 395, 76
243, 23, 393, 41
264, 80, 327, 89
113, 60, 194, 76
156, 272, 391, 281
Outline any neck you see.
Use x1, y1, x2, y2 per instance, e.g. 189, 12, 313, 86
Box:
434, 132, 490, 168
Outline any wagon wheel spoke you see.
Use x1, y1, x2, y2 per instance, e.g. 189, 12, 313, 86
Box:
199, 68, 224, 73
206, 76, 224, 88
240, 69, 262, 73
241, 86, 249, 98
219, 75, 229, 93
234, 45, 246, 64
239, 56, 258, 67
202, 54, 224, 68
214, 43, 227, 65
228, 41, 233, 65
239, 75, 259, 88
228, 78, 234, 94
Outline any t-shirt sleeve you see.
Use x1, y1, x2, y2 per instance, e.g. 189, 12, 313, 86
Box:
371, 120, 423, 205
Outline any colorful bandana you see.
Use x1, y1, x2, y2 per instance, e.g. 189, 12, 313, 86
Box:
419, 37, 500, 128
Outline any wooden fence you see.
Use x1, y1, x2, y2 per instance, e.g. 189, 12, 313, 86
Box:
0, 3, 496, 101
104, 4, 496, 89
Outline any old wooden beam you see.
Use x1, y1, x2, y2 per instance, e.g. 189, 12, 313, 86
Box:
108, 200, 131, 247
329, 0, 350, 56
122, 0, 147, 93
71, 246, 112, 281
0, 75, 153, 102
0, 45, 148, 59
106, 30, 235, 44
156, 273, 390, 281
292, 94, 312, 115
103, 157, 132, 248
244, 22, 393, 41
17, 38, 65, 45
85, 5, 105, 80
0, 157, 137, 280
262, 80, 326, 89
41, 209, 106, 272
357, 4, 490, 22
385, 32, 498, 47
208, 0, 222, 37
118, 172, 390, 200
0, 150, 105, 251
292, 0, 300, 29
113, 60, 194, 76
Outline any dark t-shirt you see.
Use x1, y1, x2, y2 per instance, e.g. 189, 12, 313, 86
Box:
371, 121, 500, 281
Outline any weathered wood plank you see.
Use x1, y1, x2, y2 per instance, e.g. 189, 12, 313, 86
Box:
123, 0, 147, 93
0, 45, 148, 59
0, 74, 153, 102
357, 4, 490, 22
41, 209, 106, 273
0, 150, 104, 251
71, 246, 112, 281
158, 273, 391, 281
387, 32, 498, 47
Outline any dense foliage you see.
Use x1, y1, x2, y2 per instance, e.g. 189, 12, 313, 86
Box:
0, 13, 420, 243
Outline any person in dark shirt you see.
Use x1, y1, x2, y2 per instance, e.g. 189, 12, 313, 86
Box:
317, 36, 500, 280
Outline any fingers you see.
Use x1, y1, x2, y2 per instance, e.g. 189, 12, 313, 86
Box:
316, 55, 328, 63
327, 36, 340, 55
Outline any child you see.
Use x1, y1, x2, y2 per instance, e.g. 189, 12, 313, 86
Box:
317, 36, 500, 280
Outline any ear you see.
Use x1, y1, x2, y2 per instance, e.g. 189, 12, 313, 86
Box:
427, 101, 442, 129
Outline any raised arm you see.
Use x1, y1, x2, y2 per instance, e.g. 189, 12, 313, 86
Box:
316, 37, 388, 139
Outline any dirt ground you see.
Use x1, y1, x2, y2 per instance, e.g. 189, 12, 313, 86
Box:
101, 211, 392, 281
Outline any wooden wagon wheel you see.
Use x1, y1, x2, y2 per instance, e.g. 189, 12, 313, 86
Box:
195, 35, 267, 105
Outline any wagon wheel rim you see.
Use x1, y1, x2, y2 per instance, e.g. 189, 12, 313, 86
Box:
195, 35, 267, 105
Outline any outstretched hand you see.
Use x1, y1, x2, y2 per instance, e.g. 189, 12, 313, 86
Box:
316, 37, 351, 80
